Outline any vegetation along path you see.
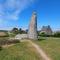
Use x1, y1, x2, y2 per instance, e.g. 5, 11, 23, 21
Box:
21, 40, 52, 60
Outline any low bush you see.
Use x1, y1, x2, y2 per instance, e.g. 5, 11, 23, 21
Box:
0, 39, 20, 45
7, 39, 20, 45
0, 46, 2, 51
52, 32, 60, 37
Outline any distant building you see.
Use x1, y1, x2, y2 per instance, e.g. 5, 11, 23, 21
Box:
40, 25, 52, 35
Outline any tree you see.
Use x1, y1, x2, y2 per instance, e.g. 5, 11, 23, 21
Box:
19, 28, 22, 34
19, 28, 27, 34
39, 31, 51, 37
12, 28, 19, 34
53, 32, 60, 37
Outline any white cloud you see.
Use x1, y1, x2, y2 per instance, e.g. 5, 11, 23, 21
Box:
0, 0, 35, 22
0, 0, 37, 30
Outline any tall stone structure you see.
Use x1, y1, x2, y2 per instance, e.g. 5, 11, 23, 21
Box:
28, 12, 38, 40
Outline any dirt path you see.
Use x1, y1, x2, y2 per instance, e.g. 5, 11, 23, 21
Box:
21, 40, 51, 60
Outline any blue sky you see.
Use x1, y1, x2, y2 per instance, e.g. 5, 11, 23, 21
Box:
0, 0, 60, 31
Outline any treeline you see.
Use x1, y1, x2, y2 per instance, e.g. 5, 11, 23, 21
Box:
11, 28, 28, 34
0, 28, 28, 37
38, 31, 60, 37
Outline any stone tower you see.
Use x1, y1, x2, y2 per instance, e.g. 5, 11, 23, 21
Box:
28, 12, 37, 40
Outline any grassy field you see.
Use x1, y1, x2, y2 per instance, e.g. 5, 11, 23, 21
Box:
0, 40, 41, 60
34, 37, 60, 60
0, 37, 60, 60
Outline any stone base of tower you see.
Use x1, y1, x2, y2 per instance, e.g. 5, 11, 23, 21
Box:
28, 33, 38, 40
28, 30, 38, 40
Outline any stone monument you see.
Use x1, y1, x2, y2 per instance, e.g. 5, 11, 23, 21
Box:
28, 12, 38, 40
15, 12, 38, 40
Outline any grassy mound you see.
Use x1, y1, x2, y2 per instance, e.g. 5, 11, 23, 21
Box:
0, 30, 9, 37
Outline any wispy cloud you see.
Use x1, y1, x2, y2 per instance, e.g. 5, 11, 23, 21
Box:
0, 0, 35, 21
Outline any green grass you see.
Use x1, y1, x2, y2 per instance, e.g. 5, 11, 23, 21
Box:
34, 37, 60, 60
0, 41, 41, 60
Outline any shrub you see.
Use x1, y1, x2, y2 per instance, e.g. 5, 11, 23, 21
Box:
53, 32, 60, 37
0, 39, 20, 45
38, 37, 46, 41
7, 39, 20, 44
0, 46, 2, 51
12, 28, 19, 35
38, 31, 52, 37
